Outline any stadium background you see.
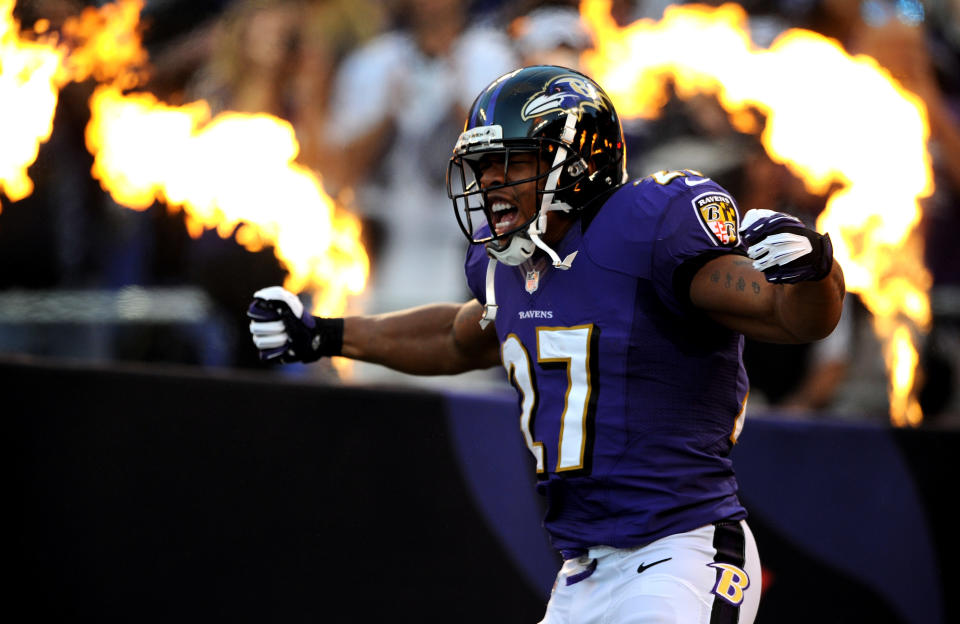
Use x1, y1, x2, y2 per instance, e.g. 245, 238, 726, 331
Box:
3, 0, 959, 622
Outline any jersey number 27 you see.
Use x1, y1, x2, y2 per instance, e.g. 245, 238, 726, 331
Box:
501, 325, 598, 475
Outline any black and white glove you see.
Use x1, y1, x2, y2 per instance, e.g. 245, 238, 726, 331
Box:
247, 286, 343, 363
740, 209, 833, 284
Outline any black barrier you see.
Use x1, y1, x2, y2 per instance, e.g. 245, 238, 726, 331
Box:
8, 355, 959, 623
8, 356, 546, 622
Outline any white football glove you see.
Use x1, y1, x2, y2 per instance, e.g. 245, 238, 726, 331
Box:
740, 209, 833, 283
247, 286, 343, 363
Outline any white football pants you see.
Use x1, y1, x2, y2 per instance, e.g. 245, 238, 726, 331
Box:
538, 520, 761, 624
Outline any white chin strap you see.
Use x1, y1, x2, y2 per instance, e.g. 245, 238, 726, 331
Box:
527, 111, 580, 271
479, 112, 579, 328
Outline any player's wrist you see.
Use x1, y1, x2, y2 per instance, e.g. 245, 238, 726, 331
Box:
743, 211, 834, 284
804, 231, 833, 282
301, 317, 344, 361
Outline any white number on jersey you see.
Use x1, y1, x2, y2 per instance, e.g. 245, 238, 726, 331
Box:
501, 325, 597, 474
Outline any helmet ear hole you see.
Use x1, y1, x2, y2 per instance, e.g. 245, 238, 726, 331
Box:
539, 143, 555, 165
567, 159, 587, 178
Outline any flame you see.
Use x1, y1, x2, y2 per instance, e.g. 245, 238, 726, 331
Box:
58, 0, 148, 87
886, 324, 923, 427
0, 0, 64, 209
580, 0, 933, 425
85, 85, 368, 317
0, 0, 367, 320
0, 0, 148, 209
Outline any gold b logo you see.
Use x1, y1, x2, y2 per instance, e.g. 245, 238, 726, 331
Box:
708, 562, 750, 605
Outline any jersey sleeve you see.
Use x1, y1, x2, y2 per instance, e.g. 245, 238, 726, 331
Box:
650, 180, 744, 315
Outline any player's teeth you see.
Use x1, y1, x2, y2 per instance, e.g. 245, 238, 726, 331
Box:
492, 202, 512, 213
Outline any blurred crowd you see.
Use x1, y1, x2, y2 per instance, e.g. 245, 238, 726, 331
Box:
1, 0, 959, 424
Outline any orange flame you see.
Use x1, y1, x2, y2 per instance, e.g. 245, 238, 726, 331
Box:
58, 0, 148, 87
0, 0, 368, 319
580, 0, 933, 425
86, 85, 368, 316
0, 0, 64, 208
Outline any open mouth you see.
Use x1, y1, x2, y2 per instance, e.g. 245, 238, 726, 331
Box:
490, 201, 520, 235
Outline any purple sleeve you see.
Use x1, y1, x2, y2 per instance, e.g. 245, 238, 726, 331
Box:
651, 186, 743, 315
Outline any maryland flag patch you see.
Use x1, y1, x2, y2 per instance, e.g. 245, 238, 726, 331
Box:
692, 192, 739, 246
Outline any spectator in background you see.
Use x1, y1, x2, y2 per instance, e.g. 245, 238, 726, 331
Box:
186, 0, 386, 174
318, 0, 518, 316
187, 0, 303, 117
292, 0, 388, 173
507, 1, 593, 70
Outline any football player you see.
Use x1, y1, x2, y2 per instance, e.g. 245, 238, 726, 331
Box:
247, 66, 844, 623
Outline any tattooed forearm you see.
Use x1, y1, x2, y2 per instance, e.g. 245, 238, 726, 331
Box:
715, 269, 764, 297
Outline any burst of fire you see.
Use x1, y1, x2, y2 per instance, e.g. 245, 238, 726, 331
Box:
580, 0, 933, 426
0, 0, 367, 320
0, 0, 64, 209
58, 0, 149, 87
86, 85, 368, 316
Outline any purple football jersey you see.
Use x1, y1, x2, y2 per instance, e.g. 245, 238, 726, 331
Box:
464, 173, 750, 554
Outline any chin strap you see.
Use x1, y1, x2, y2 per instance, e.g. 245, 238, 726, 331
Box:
529, 112, 579, 271
530, 236, 578, 270
479, 257, 498, 329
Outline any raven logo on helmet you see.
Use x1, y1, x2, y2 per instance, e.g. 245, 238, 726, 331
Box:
521, 75, 611, 121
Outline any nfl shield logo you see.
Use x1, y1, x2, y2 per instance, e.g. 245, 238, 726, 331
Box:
525, 269, 540, 294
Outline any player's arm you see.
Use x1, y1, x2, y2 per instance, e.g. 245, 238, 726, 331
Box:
690, 253, 844, 343
340, 299, 501, 374
248, 287, 501, 374
688, 209, 845, 343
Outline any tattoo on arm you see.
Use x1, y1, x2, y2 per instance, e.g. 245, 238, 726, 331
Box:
715, 267, 762, 297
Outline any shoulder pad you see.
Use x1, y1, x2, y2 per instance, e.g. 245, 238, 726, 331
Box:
581, 182, 662, 278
